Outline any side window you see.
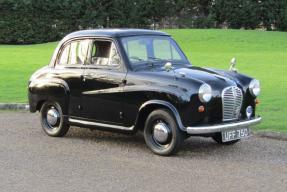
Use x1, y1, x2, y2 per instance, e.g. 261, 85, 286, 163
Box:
58, 39, 91, 65
90, 40, 120, 67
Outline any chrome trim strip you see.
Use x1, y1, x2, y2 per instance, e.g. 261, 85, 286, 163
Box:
186, 117, 262, 134
69, 118, 134, 131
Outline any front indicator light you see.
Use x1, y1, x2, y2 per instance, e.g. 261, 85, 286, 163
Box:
198, 105, 205, 113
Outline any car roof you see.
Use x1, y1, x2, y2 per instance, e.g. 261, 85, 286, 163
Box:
64, 29, 169, 40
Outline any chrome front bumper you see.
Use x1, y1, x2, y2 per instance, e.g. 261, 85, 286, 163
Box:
186, 117, 262, 134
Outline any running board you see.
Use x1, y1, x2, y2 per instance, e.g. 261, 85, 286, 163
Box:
69, 118, 134, 131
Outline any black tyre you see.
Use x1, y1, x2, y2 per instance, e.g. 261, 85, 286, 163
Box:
40, 101, 70, 137
212, 133, 240, 145
144, 109, 185, 156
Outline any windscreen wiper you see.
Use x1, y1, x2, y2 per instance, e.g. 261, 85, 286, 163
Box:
148, 56, 167, 61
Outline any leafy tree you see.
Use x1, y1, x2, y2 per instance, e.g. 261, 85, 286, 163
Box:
212, 0, 260, 29
0, 0, 286, 44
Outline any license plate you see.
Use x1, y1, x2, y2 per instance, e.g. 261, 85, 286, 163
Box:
221, 128, 250, 142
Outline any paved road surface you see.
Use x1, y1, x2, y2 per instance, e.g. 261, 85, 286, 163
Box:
0, 111, 286, 192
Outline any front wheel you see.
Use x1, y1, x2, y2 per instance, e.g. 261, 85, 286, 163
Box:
40, 101, 70, 137
144, 109, 185, 156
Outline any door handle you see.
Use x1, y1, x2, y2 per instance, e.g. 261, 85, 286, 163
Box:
81, 75, 86, 82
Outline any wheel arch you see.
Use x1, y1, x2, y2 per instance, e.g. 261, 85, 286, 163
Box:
134, 100, 185, 132
28, 78, 70, 114
36, 100, 46, 111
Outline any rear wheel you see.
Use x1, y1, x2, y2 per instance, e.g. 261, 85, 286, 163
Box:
212, 133, 240, 145
144, 109, 185, 156
40, 101, 69, 137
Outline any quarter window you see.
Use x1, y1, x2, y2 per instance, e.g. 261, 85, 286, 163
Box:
58, 44, 70, 65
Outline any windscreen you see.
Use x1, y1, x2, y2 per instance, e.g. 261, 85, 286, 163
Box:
121, 35, 190, 69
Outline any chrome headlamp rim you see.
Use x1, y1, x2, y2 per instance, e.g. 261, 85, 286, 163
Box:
198, 83, 212, 103
249, 79, 260, 97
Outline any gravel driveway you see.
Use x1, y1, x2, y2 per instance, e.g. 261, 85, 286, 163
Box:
0, 111, 286, 192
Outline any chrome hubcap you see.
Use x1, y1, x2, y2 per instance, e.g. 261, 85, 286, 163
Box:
46, 108, 60, 127
153, 122, 170, 144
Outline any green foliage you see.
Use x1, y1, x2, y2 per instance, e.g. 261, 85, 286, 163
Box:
260, 0, 287, 31
212, 0, 261, 29
0, 0, 287, 44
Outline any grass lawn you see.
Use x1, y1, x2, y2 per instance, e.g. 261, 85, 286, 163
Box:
0, 42, 58, 102
0, 29, 286, 132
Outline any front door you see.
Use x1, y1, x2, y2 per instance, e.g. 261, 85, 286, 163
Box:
81, 40, 126, 125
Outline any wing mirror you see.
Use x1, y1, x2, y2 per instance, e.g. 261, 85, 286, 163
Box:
164, 62, 173, 72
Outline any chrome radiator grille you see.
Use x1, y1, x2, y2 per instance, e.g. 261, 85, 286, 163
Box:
222, 86, 243, 121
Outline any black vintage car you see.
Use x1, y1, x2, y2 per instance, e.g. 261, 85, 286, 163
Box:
28, 29, 261, 155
